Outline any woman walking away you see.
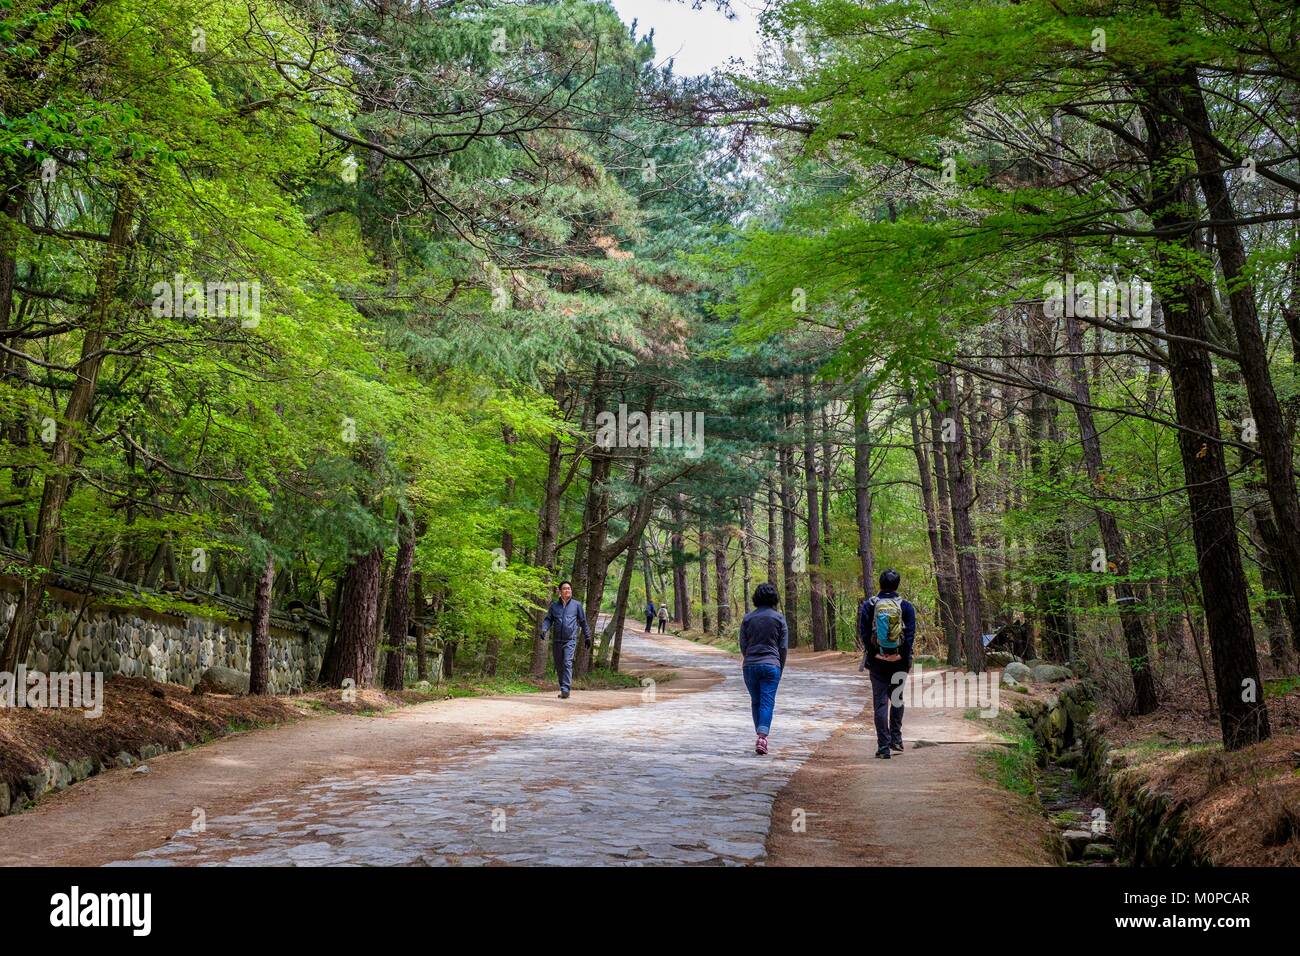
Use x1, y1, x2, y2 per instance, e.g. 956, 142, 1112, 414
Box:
739, 582, 787, 755
657, 603, 669, 633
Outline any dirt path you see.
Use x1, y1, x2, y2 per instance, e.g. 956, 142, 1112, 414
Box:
767, 652, 1055, 866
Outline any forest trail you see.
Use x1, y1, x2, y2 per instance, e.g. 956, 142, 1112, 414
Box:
1, 626, 1037, 866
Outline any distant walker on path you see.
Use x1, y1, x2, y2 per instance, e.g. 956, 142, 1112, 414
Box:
657, 603, 669, 633
541, 581, 592, 700
738, 582, 788, 756
859, 568, 916, 759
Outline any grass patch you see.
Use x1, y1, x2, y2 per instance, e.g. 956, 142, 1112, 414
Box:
676, 627, 740, 656
433, 675, 549, 698
417, 664, 649, 699
575, 667, 643, 690
1264, 675, 1300, 699
970, 710, 1040, 800
1118, 737, 1217, 765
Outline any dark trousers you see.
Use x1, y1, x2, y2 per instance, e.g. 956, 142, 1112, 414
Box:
657, 618, 666, 633
551, 638, 576, 694
869, 668, 905, 750
645, 616, 654, 632
742, 663, 782, 736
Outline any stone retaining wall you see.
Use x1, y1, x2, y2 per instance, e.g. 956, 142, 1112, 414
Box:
0, 570, 330, 694
1014, 682, 1209, 866
1075, 717, 1209, 866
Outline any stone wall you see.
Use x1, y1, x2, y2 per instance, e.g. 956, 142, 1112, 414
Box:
0, 565, 330, 694
1075, 717, 1210, 866
1014, 681, 1209, 866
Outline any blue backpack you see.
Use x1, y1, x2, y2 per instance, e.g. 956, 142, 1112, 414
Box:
873, 596, 905, 651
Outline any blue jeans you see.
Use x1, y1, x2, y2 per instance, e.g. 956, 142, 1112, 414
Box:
743, 663, 782, 736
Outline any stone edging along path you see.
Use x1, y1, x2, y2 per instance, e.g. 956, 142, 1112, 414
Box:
110, 630, 870, 866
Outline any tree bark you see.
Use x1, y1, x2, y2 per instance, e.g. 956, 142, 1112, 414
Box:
1180, 73, 1300, 659
699, 524, 712, 633
853, 389, 874, 599
714, 532, 732, 633
319, 544, 385, 688
912, 401, 961, 665
1027, 303, 1074, 662
936, 369, 985, 672
802, 375, 828, 651
820, 402, 837, 649
1142, 99, 1268, 749
413, 572, 428, 682
670, 494, 690, 626
779, 434, 800, 647
248, 551, 275, 695
381, 513, 416, 690
766, 478, 780, 585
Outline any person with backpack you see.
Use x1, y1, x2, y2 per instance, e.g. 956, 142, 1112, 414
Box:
739, 582, 788, 755
858, 568, 916, 759
657, 603, 669, 633
644, 599, 656, 633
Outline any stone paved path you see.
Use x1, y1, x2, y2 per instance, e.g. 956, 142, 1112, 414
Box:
109, 631, 868, 866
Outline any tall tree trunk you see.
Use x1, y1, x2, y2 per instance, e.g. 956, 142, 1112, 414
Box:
742, 496, 755, 614
413, 572, 428, 682
853, 388, 874, 600
936, 369, 985, 672
802, 375, 828, 651
319, 544, 385, 688
820, 403, 837, 649
1027, 303, 1074, 662
605, 535, 643, 671
484, 426, 516, 676
248, 551, 275, 695
1142, 99, 1268, 750
576, 440, 612, 677
912, 401, 961, 665
2, 186, 136, 671
381, 513, 416, 691
699, 524, 712, 634
1180, 73, 1300, 658
715, 532, 732, 633
766, 479, 780, 585
779, 436, 800, 647
671, 494, 690, 626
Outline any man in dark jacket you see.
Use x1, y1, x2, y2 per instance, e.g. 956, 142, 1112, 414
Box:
644, 599, 656, 633
541, 581, 591, 699
859, 568, 916, 759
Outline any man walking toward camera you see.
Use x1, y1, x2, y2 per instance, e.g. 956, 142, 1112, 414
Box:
541, 581, 591, 699
859, 568, 916, 759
